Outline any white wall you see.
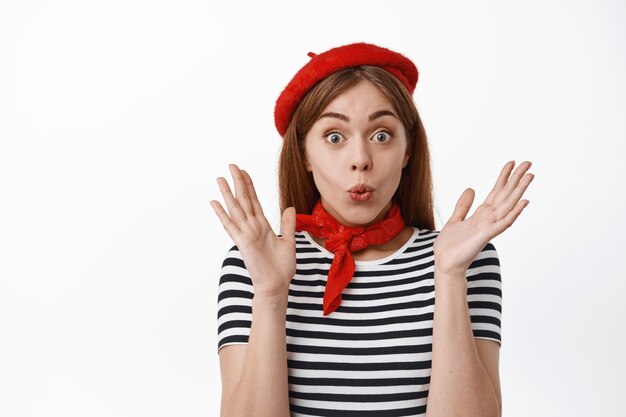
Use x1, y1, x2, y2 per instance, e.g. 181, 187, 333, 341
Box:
1, 0, 624, 416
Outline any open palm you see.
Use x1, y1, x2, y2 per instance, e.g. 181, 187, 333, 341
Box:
210, 164, 297, 298
433, 160, 534, 277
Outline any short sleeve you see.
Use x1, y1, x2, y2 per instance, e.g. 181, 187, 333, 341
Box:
465, 241, 503, 346
216, 244, 255, 354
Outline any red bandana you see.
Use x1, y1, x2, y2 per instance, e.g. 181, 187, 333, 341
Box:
295, 200, 406, 316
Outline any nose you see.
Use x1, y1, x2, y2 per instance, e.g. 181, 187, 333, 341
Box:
350, 138, 372, 171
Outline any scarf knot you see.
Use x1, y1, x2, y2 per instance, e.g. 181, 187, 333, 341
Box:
295, 200, 406, 316
325, 226, 368, 252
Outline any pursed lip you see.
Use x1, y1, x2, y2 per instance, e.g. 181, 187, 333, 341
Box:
347, 183, 375, 193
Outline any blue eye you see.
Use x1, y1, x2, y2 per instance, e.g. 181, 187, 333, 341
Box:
324, 132, 343, 144
374, 130, 392, 142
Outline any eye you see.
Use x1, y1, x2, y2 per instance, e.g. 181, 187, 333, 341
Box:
323, 131, 344, 144
373, 130, 392, 143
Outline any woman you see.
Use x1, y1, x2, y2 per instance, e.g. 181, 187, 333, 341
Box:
211, 42, 533, 417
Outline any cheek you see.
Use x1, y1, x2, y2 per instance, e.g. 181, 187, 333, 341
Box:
311, 169, 332, 188
381, 156, 406, 187
310, 168, 343, 198
307, 150, 334, 174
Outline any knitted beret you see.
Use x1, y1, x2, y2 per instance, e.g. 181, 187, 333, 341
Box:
273, 42, 419, 138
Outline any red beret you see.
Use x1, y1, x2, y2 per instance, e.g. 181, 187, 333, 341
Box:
273, 42, 419, 138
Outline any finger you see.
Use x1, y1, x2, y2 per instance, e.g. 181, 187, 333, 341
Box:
240, 169, 266, 218
448, 188, 475, 223
216, 176, 247, 224
484, 161, 515, 205
210, 199, 241, 237
493, 199, 529, 235
281, 206, 296, 242
495, 172, 534, 220
229, 164, 254, 217
494, 161, 532, 207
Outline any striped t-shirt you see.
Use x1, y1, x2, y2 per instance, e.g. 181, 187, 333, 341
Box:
216, 227, 502, 417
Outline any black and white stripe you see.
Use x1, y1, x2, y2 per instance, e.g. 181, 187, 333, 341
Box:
217, 227, 502, 416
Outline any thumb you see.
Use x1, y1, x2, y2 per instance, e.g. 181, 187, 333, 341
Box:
280, 206, 296, 241
449, 188, 475, 223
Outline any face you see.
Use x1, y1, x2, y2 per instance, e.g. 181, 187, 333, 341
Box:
303, 79, 410, 228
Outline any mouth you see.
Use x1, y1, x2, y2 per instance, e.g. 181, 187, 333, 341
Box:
348, 191, 373, 202
347, 186, 374, 202
348, 184, 375, 193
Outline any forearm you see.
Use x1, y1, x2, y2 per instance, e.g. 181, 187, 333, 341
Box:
426, 269, 500, 417
223, 292, 291, 417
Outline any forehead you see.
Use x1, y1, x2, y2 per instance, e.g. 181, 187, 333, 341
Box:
321, 79, 394, 115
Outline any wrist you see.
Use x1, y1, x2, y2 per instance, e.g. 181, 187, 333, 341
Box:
434, 268, 467, 286
253, 290, 289, 307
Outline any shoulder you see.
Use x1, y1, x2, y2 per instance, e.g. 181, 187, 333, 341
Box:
469, 241, 500, 270
412, 228, 439, 246
465, 241, 502, 292
220, 244, 245, 267
218, 244, 252, 292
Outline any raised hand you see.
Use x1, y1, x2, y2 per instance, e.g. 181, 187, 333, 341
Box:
433, 160, 534, 277
210, 164, 297, 298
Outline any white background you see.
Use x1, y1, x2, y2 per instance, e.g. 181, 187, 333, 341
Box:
1, 0, 625, 416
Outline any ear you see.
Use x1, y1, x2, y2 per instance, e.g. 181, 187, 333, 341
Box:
402, 152, 410, 168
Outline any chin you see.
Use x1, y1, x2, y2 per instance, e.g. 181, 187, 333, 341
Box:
342, 207, 384, 227
324, 195, 385, 226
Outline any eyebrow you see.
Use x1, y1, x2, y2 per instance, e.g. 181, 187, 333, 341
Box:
317, 109, 397, 123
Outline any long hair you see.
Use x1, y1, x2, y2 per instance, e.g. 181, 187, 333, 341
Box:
277, 65, 435, 231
